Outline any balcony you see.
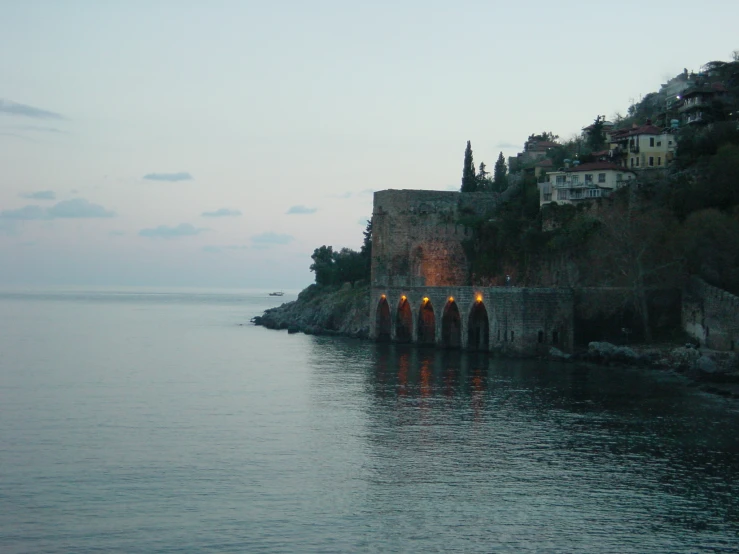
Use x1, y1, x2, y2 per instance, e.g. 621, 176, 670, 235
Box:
629, 144, 640, 153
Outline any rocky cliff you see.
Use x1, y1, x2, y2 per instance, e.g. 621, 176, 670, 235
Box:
253, 283, 370, 338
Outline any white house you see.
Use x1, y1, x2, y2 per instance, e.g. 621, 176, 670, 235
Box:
539, 162, 637, 207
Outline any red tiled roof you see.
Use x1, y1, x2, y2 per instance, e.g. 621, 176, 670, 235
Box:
534, 158, 553, 167
560, 162, 634, 173
610, 124, 664, 139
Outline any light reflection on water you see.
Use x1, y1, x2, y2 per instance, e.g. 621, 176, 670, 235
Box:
1, 291, 738, 553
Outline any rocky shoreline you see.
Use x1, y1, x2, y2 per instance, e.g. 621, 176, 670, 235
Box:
253, 284, 739, 398
551, 342, 739, 398
252, 282, 370, 339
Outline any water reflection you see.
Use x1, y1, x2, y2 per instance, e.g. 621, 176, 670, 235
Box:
308, 338, 739, 552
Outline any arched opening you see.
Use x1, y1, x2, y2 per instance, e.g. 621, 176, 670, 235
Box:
467, 302, 489, 351
442, 300, 461, 349
417, 299, 436, 346
376, 297, 391, 341
396, 297, 413, 343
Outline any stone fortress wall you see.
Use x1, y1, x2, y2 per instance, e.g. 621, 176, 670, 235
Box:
684, 277, 739, 351
370, 189, 574, 353
370, 189, 736, 354
371, 189, 498, 288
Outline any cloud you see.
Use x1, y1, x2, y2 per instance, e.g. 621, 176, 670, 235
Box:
139, 223, 205, 238
108, 230, 125, 237
20, 190, 56, 200
0, 205, 48, 220
143, 172, 192, 182
251, 232, 294, 249
201, 208, 242, 217
496, 141, 520, 149
203, 245, 222, 253
47, 199, 115, 218
359, 188, 374, 195
286, 205, 317, 215
0, 99, 64, 120
0, 199, 115, 221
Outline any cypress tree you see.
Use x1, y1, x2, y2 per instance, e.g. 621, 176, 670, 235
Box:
493, 151, 508, 191
461, 140, 477, 192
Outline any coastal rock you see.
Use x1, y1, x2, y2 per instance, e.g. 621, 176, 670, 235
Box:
696, 355, 718, 375
254, 283, 370, 340
668, 347, 701, 371
549, 347, 571, 361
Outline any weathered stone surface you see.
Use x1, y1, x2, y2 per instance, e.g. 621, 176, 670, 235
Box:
549, 347, 571, 361
696, 355, 718, 375
683, 277, 739, 351
372, 190, 499, 288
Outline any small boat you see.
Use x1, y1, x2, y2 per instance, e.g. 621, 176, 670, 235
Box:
269, 291, 285, 297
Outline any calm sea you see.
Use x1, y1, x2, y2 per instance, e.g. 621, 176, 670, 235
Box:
1, 287, 739, 553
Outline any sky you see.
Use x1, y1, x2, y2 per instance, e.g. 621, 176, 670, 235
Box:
1, 1, 737, 289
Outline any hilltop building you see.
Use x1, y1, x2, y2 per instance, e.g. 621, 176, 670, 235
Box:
609, 122, 676, 169
538, 162, 636, 207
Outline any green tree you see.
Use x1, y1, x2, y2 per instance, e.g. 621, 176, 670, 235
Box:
360, 218, 373, 276
310, 245, 335, 285
461, 140, 477, 192
586, 115, 606, 151
493, 151, 508, 191
333, 248, 366, 285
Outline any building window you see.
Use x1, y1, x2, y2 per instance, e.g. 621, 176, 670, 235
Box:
557, 190, 567, 200
555, 175, 566, 185
571, 190, 583, 199
668, 140, 673, 146
650, 137, 655, 147
571, 175, 579, 185
658, 157, 662, 166
598, 173, 606, 183
585, 174, 593, 184
649, 156, 654, 167
636, 157, 640, 167
617, 173, 623, 182
630, 158, 635, 168
543, 193, 552, 201
538, 331, 544, 343
587, 189, 601, 198
511, 331, 514, 342
552, 331, 559, 344
657, 141, 662, 147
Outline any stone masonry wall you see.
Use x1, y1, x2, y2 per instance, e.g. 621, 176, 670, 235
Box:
683, 277, 739, 351
371, 189, 498, 288
370, 286, 574, 355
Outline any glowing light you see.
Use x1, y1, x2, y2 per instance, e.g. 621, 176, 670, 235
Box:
448, 296, 454, 302
476, 295, 483, 303
423, 297, 429, 303
381, 294, 386, 299
401, 295, 407, 301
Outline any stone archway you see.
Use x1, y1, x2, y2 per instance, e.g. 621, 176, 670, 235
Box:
417, 299, 436, 346
468, 301, 489, 351
442, 300, 461, 349
396, 297, 413, 343
376, 297, 391, 341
